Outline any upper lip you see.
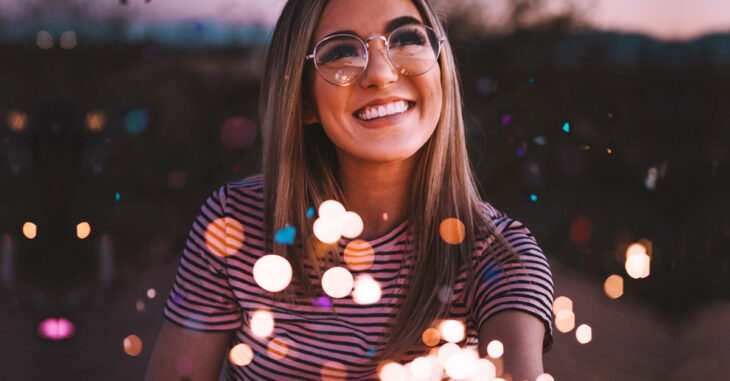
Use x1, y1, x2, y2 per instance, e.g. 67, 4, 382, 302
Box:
354, 97, 414, 114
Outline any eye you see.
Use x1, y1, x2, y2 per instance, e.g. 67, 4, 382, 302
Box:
317, 39, 363, 64
390, 29, 427, 48
76, 221, 91, 239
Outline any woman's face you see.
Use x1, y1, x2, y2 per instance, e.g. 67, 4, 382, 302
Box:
308, 0, 443, 164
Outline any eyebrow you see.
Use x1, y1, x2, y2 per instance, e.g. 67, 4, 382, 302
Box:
320, 16, 424, 40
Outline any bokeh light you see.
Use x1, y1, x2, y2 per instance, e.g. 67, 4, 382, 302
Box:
274, 225, 296, 245
487, 340, 504, 358
320, 360, 347, 381
229, 343, 253, 366
167, 169, 187, 189
555, 309, 576, 333
318, 200, 346, 221
136, 299, 145, 312
59, 31, 77, 49
267, 337, 290, 360
408, 356, 433, 379
221, 116, 257, 150
344, 239, 375, 271
38, 317, 75, 340
378, 361, 406, 381
576, 323, 592, 344
536, 373, 555, 381
568, 215, 593, 246
36, 30, 53, 49
252, 254, 293, 292
22, 221, 37, 239
437, 343, 460, 365
322, 266, 353, 298
341, 211, 364, 238
603, 274, 624, 299
352, 274, 381, 304
438, 319, 466, 343
422, 327, 440, 347
123, 334, 143, 356
76, 221, 91, 239
625, 243, 651, 279
123, 108, 151, 135
85, 111, 106, 131
250, 310, 275, 338
204, 217, 245, 258
313, 216, 341, 244
552, 296, 573, 315
471, 358, 497, 381
444, 347, 478, 380
439, 218, 466, 245
147, 288, 156, 299
7, 111, 28, 132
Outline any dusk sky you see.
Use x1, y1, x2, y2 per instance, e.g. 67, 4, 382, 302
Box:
2, 0, 730, 40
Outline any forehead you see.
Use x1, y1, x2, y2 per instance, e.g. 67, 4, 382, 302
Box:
314, 0, 424, 41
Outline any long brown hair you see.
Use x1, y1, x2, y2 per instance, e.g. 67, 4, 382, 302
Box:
259, 0, 518, 362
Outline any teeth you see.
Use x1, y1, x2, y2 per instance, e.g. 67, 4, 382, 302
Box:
357, 100, 410, 121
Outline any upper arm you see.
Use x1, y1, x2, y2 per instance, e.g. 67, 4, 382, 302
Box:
145, 320, 233, 381
478, 310, 545, 381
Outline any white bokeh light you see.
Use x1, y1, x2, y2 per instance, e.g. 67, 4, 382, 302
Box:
250, 310, 275, 338
322, 267, 354, 298
352, 274, 381, 304
438, 319, 465, 343
253, 255, 293, 292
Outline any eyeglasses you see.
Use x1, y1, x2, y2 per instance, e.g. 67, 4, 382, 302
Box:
305, 23, 447, 86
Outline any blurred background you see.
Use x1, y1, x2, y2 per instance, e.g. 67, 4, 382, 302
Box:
0, 0, 729, 380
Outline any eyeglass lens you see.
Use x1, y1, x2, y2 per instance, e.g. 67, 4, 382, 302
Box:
314, 24, 440, 86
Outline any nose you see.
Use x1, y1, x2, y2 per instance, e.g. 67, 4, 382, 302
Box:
359, 37, 399, 88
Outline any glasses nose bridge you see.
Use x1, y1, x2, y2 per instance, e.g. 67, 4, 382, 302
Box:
363, 35, 394, 72
364, 35, 388, 50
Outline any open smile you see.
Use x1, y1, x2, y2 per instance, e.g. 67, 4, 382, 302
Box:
353, 100, 416, 121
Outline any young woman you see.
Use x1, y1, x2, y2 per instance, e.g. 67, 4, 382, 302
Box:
146, 0, 554, 380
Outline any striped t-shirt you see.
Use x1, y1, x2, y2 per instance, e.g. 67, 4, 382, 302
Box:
164, 177, 554, 380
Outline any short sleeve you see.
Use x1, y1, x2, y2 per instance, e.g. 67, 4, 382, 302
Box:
472, 214, 555, 352
163, 185, 242, 331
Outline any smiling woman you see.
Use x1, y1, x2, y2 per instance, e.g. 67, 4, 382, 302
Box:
145, 1, 554, 380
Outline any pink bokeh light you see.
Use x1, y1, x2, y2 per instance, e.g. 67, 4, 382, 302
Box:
38, 317, 76, 340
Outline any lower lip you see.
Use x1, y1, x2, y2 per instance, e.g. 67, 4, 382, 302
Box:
353, 104, 415, 129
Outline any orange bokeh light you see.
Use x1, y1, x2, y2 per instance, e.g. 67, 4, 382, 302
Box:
7, 111, 27, 132
85, 111, 106, 132
439, 218, 466, 245
22, 222, 37, 239
320, 360, 347, 381
267, 337, 290, 360
552, 296, 573, 315
205, 217, 245, 258
76, 222, 91, 239
344, 239, 375, 271
555, 309, 576, 333
123, 334, 143, 357
603, 274, 624, 299
229, 343, 253, 366
422, 327, 441, 347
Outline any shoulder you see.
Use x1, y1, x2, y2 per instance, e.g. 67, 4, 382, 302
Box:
209, 175, 264, 214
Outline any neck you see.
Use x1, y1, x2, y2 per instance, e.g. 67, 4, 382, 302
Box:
337, 153, 416, 241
